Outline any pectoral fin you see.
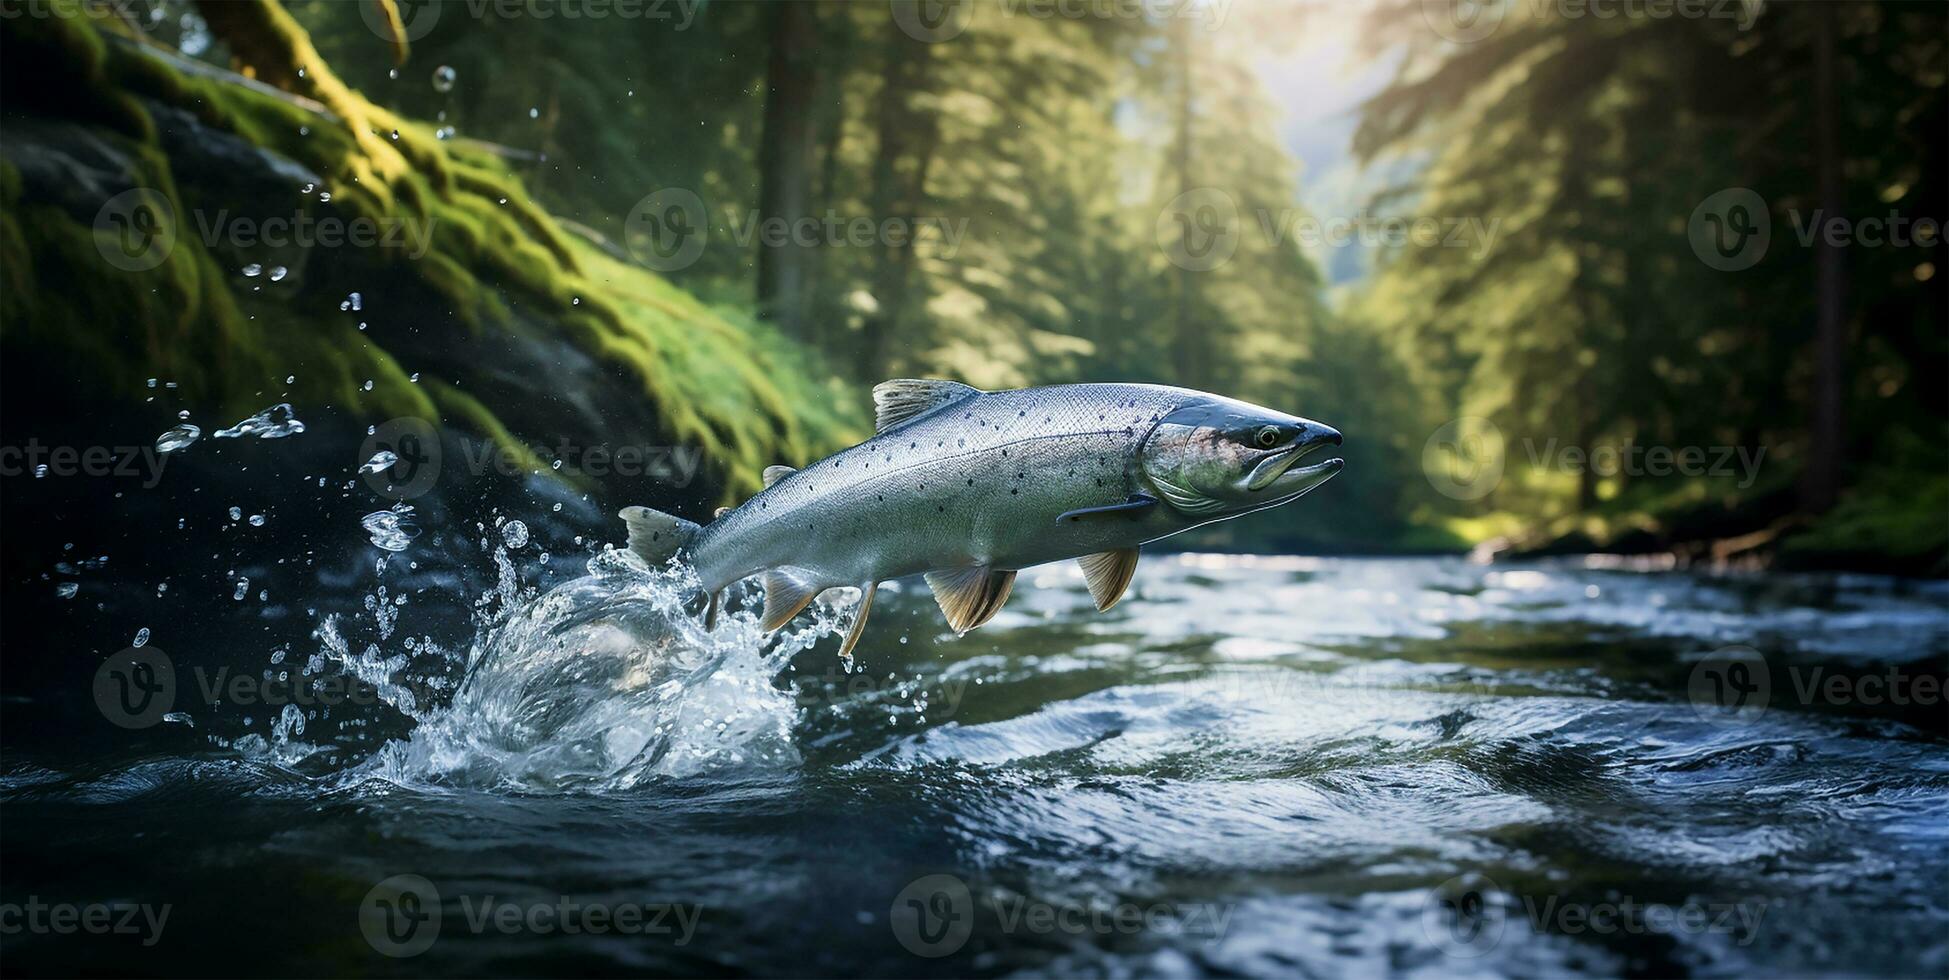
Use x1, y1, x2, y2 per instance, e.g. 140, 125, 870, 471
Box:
836, 581, 878, 665
924, 565, 1017, 634
1077, 548, 1139, 611
761, 568, 821, 632
1054, 494, 1157, 524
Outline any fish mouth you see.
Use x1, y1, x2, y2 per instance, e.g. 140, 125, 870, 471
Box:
1245, 426, 1343, 492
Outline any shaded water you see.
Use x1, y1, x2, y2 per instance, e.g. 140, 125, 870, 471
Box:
4, 554, 1946, 976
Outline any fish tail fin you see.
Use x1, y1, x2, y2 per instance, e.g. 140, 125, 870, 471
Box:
619, 505, 701, 566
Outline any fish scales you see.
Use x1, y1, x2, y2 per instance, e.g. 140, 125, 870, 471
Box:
691, 384, 1186, 592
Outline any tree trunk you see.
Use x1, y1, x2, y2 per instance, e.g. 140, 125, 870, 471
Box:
1168, 18, 1205, 390
861, 28, 936, 378
1802, 0, 1847, 513
756, 0, 819, 340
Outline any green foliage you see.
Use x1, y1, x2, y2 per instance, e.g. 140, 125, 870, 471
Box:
0, 2, 863, 501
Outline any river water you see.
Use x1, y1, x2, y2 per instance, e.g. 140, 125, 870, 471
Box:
4, 552, 1946, 976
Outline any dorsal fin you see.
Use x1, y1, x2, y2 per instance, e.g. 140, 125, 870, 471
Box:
924, 565, 1017, 634
1078, 548, 1139, 611
762, 465, 797, 488
872, 379, 980, 432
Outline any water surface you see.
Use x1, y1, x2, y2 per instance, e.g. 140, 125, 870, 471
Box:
4, 554, 1946, 976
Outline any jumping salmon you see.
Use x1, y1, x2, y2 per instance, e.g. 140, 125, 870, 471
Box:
621, 380, 1343, 658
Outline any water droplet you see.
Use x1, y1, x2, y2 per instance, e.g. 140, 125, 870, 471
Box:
249, 514, 266, 527
214, 403, 305, 439
528, 106, 539, 119
229, 506, 242, 520
241, 263, 263, 277
55, 582, 78, 599
155, 423, 201, 454
362, 507, 420, 552
318, 190, 330, 202
268, 266, 288, 282
502, 520, 529, 549
432, 65, 457, 93
162, 711, 193, 727
133, 627, 150, 647
359, 450, 399, 475
233, 578, 250, 601
285, 375, 296, 384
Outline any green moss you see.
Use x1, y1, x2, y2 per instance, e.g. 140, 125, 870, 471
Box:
1, 5, 866, 502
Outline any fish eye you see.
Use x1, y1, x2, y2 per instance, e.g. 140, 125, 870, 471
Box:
1254, 426, 1280, 448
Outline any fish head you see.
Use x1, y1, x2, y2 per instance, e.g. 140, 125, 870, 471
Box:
1138, 395, 1343, 519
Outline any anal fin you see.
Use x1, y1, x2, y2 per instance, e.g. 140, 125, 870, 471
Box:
1078, 547, 1139, 611
837, 581, 877, 665
761, 568, 822, 632
924, 565, 1017, 634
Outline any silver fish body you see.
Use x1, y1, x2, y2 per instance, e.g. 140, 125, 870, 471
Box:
621, 379, 1343, 654
692, 384, 1189, 591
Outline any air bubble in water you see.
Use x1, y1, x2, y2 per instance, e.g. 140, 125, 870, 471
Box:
269, 266, 288, 282
502, 520, 529, 549
56, 582, 78, 599
133, 627, 150, 647
432, 65, 456, 92
241, 263, 263, 277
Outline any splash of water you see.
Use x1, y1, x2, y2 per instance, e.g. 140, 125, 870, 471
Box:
272, 542, 851, 793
